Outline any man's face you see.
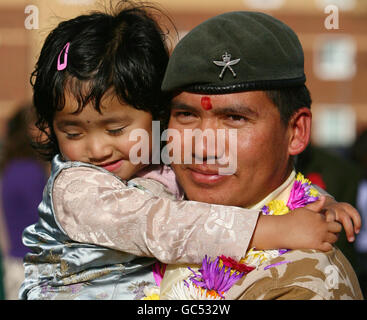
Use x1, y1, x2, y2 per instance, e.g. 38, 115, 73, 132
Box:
168, 90, 295, 208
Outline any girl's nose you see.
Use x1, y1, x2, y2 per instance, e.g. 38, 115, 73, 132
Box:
87, 136, 113, 164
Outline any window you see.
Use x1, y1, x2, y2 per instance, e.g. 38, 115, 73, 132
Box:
315, 0, 356, 11
314, 35, 356, 81
244, 0, 285, 10
57, 0, 96, 5
312, 104, 356, 147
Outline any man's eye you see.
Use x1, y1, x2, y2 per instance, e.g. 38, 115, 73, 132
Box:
227, 114, 246, 122
175, 111, 194, 117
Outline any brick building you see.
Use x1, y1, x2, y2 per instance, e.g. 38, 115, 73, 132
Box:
0, 0, 366, 148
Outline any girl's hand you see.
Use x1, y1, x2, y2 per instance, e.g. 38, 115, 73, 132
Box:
320, 196, 362, 242
285, 196, 342, 252
252, 196, 342, 252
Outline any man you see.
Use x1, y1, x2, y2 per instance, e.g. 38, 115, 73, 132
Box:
160, 11, 363, 299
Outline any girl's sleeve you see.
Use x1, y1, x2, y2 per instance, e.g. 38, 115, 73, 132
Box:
53, 166, 259, 264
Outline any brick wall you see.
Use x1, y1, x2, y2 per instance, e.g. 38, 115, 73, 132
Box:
0, 4, 31, 140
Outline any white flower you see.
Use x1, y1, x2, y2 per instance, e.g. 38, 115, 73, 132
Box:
243, 248, 280, 267
163, 281, 223, 300
141, 285, 160, 299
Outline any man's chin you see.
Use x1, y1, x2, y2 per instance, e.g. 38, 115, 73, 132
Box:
183, 185, 235, 206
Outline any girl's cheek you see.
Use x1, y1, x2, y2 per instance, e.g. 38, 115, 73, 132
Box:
59, 142, 82, 161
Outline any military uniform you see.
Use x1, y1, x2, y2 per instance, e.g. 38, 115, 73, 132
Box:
227, 248, 363, 300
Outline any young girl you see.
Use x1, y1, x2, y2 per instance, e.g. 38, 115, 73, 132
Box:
20, 2, 360, 300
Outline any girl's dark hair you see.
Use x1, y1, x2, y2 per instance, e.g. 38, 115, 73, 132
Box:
32, 1, 173, 160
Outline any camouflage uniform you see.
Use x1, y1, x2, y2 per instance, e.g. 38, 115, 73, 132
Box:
227, 248, 363, 300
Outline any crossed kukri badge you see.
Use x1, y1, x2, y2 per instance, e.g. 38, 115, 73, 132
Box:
213, 52, 240, 79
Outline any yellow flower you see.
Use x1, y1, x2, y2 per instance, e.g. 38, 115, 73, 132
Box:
141, 285, 160, 300
295, 172, 311, 185
268, 200, 289, 216
142, 293, 160, 300
309, 187, 319, 197
242, 248, 268, 266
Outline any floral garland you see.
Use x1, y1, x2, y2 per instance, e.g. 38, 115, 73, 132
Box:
142, 172, 319, 300
242, 173, 319, 268
141, 262, 166, 300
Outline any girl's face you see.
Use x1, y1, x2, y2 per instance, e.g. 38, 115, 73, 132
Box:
53, 91, 152, 180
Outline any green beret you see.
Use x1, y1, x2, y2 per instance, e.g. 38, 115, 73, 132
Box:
162, 11, 306, 94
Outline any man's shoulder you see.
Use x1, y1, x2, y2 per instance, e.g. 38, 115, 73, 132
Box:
227, 248, 363, 300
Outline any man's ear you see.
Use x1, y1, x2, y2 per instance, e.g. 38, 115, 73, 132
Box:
288, 107, 312, 156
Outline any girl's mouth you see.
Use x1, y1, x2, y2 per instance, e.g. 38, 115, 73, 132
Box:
100, 159, 123, 172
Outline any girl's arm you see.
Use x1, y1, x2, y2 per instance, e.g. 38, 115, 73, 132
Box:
53, 166, 259, 264
53, 167, 345, 264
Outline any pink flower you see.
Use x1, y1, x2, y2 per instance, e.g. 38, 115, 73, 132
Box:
287, 181, 318, 210
152, 262, 166, 287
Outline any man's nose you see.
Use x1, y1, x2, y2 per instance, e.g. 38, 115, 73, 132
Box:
87, 135, 113, 163
193, 119, 225, 163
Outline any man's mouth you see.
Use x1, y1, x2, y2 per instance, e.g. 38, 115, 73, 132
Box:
187, 165, 229, 185
99, 159, 123, 172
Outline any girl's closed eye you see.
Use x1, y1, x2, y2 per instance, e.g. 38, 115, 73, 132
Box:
65, 131, 82, 139
107, 126, 126, 136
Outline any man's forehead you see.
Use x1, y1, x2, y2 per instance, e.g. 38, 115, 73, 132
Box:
171, 91, 267, 111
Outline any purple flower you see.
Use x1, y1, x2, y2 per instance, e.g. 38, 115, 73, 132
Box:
278, 249, 290, 255
261, 205, 270, 215
188, 256, 244, 298
287, 181, 318, 210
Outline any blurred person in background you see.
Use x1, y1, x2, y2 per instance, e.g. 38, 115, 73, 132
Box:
0, 252, 5, 300
0, 105, 48, 300
351, 130, 367, 297
295, 144, 363, 276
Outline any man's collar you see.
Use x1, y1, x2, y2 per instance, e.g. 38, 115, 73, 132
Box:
248, 170, 296, 210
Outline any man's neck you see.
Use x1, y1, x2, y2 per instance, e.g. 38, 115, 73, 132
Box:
248, 170, 296, 210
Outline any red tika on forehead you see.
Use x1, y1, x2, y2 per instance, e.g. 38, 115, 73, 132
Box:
201, 96, 213, 110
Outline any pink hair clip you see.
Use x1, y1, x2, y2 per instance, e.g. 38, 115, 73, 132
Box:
57, 42, 70, 71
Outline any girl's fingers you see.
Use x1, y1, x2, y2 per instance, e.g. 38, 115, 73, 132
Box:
305, 195, 326, 212
325, 209, 336, 223
339, 211, 355, 242
337, 203, 361, 234
320, 242, 333, 252
325, 232, 338, 245
327, 221, 342, 234
348, 206, 362, 233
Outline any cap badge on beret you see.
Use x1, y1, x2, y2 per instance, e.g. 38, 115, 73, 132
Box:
213, 52, 240, 79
